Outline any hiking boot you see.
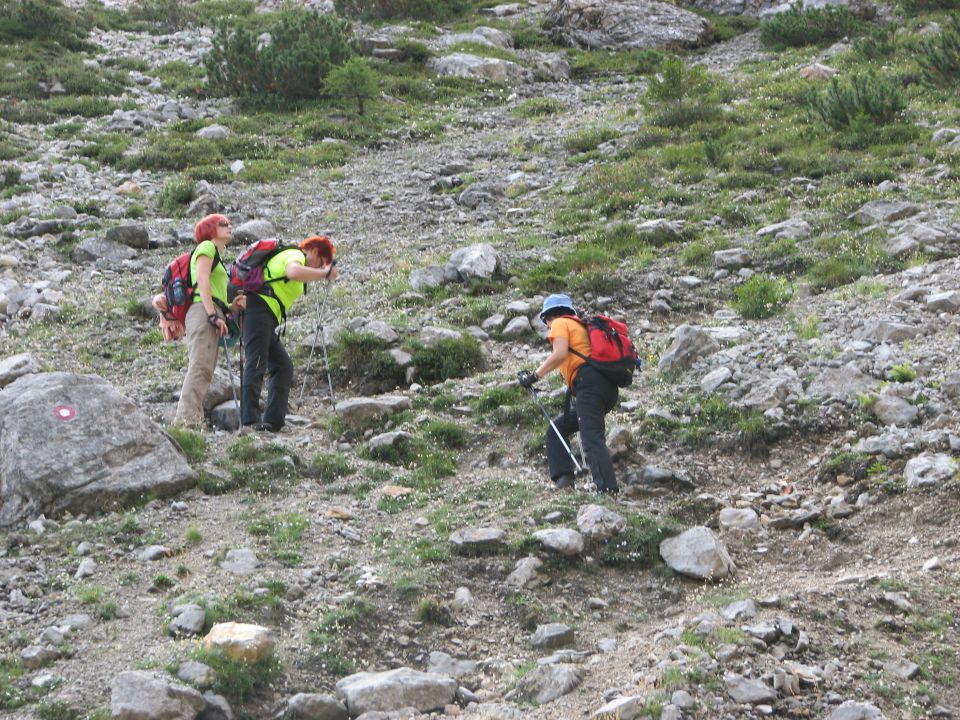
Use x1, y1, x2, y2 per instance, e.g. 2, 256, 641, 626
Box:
554, 474, 575, 489
253, 422, 279, 433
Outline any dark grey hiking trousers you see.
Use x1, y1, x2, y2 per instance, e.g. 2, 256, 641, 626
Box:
546, 364, 619, 493
241, 294, 293, 429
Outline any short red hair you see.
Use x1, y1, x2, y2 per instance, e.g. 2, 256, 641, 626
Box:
194, 214, 230, 243
300, 235, 334, 263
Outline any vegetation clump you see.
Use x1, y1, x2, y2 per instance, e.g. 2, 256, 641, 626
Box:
732, 275, 792, 319
205, 9, 355, 102
917, 18, 960, 86
643, 58, 727, 128
759, 1, 863, 49
808, 72, 905, 130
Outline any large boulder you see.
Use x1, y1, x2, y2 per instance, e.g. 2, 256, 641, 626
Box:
0, 373, 196, 528
660, 526, 736, 580
111, 671, 205, 720
544, 0, 713, 50
658, 325, 720, 373
0, 352, 40, 389
428, 53, 531, 84
335, 667, 457, 716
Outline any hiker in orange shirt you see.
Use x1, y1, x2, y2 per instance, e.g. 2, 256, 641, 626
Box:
518, 294, 620, 494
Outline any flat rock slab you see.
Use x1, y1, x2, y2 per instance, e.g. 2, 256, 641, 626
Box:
533, 528, 584, 556
512, 663, 586, 705
336, 667, 456, 716
111, 671, 204, 720
725, 673, 776, 704
449, 527, 506, 551
0, 372, 196, 528
544, 0, 712, 50
904, 453, 955, 489
660, 526, 736, 580
334, 396, 412, 430
530, 623, 575, 650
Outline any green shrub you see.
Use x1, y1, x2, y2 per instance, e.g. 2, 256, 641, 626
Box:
562, 126, 619, 153
190, 647, 282, 703
128, 0, 197, 31
410, 335, 483, 383
732, 275, 792, 319
853, 24, 898, 61
393, 38, 433, 63
325, 56, 379, 115
917, 18, 960, 86
644, 58, 726, 128
0, 0, 90, 49
808, 72, 905, 130
333, 0, 471, 21
513, 97, 565, 118
166, 426, 207, 463
205, 9, 355, 101
330, 330, 406, 393
157, 177, 194, 215
899, 0, 960, 14
422, 420, 467, 448
312, 452, 353, 483
760, 1, 863, 49
889, 362, 917, 382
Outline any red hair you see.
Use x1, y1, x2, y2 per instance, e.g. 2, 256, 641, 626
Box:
300, 235, 334, 263
194, 214, 230, 243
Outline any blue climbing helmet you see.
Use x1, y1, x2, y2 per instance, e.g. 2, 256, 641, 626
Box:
539, 293, 576, 321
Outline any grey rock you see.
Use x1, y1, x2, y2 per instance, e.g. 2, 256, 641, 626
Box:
409, 265, 447, 292
418, 326, 463, 347
658, 325, 720, 372
925, 291, 960, 313
232, 219, 275, 245
449, 527, 506, 551
105, 224, 150, 250
196, 124, 231, 140
286, 692, 349, 720
718, 507, 759, 531
714, 247, 751, 269
720, 599, 757, 621
170, 605, 206, 636
72, 237, 137, 265
21, 645, 61, 669
512, 663, 585, 704
335, 396, 411, 430
701, 366, 732, 393
505, 556, 544, 589
576, 504, 625, 540
0, 373, 196, 528
199, 691, 233, 720
592, 695, 645, 719
335, 667, 457, 716
882, 659, 920, 680
806, 362, 877, 400
854, 321, 919, 344
544, 0, 712, 50
849, 200, 920, 225
75, 557, 96, 579
533, 528, 584, 556
0, 353, 41, 389
872, 395, 918, 427
904, 452, 955, 489
219, 548, 260, 575
368, 431, 413, 453
725, 673, 776, 704
530, 623, 574, 649
502, 316, 533, 337
660, 526, 736, 580
177, 660, 216, 688
449, 243, 499, 279
428, 53, 531, 84
427, 651, 478, 678
830, 701, 885, 720
111, 671, 205, 720
757, 218, 811, 240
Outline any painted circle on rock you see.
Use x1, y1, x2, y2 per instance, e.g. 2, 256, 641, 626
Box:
54, 405, 76, 421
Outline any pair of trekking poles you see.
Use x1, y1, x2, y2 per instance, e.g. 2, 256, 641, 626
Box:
218, 280, 336, 429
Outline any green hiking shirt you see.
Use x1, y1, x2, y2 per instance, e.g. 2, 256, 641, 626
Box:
190, 240, 228, 306
259, 247, 307, 324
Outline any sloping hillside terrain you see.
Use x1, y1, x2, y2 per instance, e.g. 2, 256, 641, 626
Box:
1, 1, 959, 719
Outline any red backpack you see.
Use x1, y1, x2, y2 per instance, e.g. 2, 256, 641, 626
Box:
565, 314, 639, 387
228, 238, 292, 294
161, 247, 221, 324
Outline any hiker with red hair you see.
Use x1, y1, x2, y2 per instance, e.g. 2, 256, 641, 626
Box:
240, 235, 338, 432
173, 213, 245, 427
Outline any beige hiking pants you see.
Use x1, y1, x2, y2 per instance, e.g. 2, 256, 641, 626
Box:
173, 303, 223, 427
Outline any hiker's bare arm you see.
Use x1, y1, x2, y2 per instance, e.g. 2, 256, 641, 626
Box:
286, 261, 338, 282
536, 336, 569, 379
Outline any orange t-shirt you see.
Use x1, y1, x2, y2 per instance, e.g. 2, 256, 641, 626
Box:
548, 317, 591, 388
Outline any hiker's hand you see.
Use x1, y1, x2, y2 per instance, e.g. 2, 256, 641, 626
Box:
208, 313, 228, 336
232, 294, 247, 312
517, 369, 538, 389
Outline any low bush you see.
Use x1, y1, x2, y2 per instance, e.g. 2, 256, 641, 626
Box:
330, 330, 406, 393
422, 420, 467, 448
325, 56, 379, 115
334, 0, 471, 20
0, 0, 90, 49
128, 0, 197, 31
312, 452, 353, 483
853, 24, 898, 61
562, 126, 619, 153
644, 58, 726, 128
156, 177, 194, 215
732, 275, 792, 319
808, 72, 905, 130
513, 97, 565, 118
410, 334, 483, 383
167, 426, 207, 464
190, 647, 282, 703
899, 0, 960, 14
760, 1, 863, 49
205, 9, 355, 101
917, 18, 960, 86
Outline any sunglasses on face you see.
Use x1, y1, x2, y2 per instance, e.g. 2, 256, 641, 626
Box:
218, 222, 232, 228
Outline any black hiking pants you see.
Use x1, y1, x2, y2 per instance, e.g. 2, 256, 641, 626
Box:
241, 294, 293, 429
546, 365, 619, 493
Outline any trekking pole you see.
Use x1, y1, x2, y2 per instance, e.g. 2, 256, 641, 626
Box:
221, 335, 241, 433
526, 385, 584, 476
297, 279, 334, 409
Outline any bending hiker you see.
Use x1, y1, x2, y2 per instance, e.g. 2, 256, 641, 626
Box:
518, 293, 620, 495
241, 235, 338, 432
173, 214, 245, 428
